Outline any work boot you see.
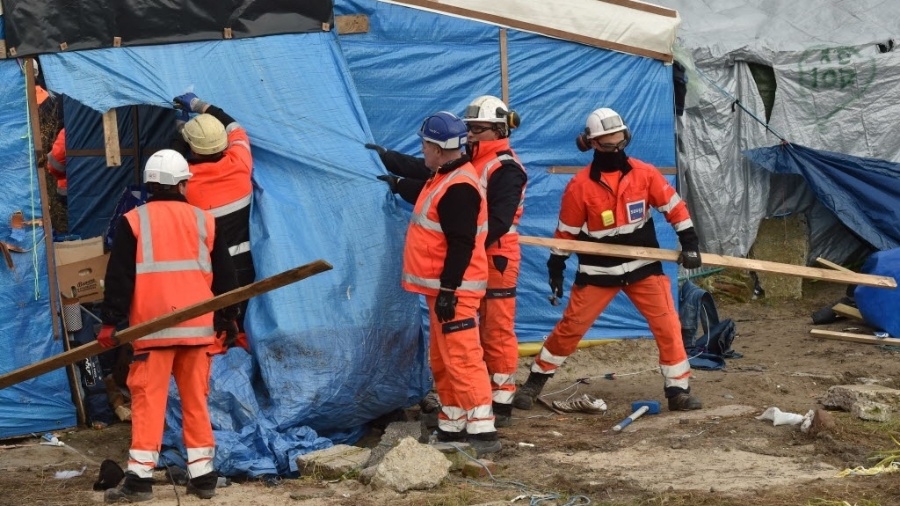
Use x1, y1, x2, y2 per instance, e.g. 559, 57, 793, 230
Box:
668, 392, 703, 411
466, 432, 502, 458
186, 471, 218, 500
104, 472, 153, 503
493, 402, 513, 428
512, 372, 552, 410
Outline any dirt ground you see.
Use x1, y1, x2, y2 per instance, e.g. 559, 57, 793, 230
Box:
2, 275, 900, 506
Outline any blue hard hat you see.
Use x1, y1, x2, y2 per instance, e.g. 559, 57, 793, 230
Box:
417, 111, 468, 150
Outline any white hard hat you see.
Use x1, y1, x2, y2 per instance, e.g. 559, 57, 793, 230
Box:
585, 108, 628, 139
463, 96, 510, 124
182, 114, 227, 155
143, 149, 192, 185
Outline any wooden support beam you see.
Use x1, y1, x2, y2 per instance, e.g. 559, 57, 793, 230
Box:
815, 257, 853, 273
519, 236, 898, 289
810, 329, 900, 346
0, 260, 333, 390
499, 28, 509, 106
336, 14, 370, 34
832, 303, 863, 321
102, 109, 122, 167
549, 166, 677, 176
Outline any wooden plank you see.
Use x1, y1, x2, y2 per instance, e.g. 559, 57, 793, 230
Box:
0, 260, 333, 390
519, 236, 898, 289
810, 329, 900, 346
499, 28, 509, 105
68, 146, 169, 158
815, 257, 853, 273
549, 165, 677, 175
102, 109, 122, 167
598, 0, 678, 17
336, 14, 370, 34
832, 303, 863, 321
388, 0, 673, 62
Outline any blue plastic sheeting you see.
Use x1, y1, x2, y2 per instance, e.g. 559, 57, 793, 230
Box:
0, 60, 76, 438
41, 32, 430, 472
336, 0, 679, 341
744, 144, 900, 252
63, 99, 173, 239
855, 250, 900, 338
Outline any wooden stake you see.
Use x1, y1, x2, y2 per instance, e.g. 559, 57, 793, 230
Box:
0, 260, 333, 390
831, 303, 862, 321
102, 109, 122, 167
499, 28, 509, 106
810, 329, 899, 346
519, 236, 897, 289
815, 257, 853, 273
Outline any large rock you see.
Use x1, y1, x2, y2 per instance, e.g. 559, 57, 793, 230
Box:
365, 420, 426, 468
296, 444, 371, 479
821, 384, 900, 411
371, 437, 450, 492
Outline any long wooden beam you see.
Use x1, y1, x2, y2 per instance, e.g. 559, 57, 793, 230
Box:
810, 329, 899, 345
519, 236, 897, 289
0, 260, 333, 390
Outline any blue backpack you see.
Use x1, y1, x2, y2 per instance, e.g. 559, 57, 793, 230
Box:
105, 185, 148, 250
679, 280, 741, 370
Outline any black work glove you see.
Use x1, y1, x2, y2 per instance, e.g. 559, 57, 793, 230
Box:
434, 289, 458, 323
677, 227, 702, 269
547, 254, 567, 302
365, 143, 387, 155
377, 174, 400, 193
214, 312, 239, 348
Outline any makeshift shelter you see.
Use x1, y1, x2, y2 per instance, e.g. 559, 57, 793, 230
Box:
335, 0, 684, 342
652, 0, 900, 264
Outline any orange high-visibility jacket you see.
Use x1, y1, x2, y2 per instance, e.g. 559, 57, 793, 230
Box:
402, 162, 488, 297
470, 138, 526, 260
185, 127, 252, 217
47, 128, 67, 195
124, 201, 216, 351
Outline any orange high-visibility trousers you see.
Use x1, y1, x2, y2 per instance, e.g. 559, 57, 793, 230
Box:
127, 346, 215, 479
479, 256, 520, 406
533, 274, 690, 391
426, 294, 496, 436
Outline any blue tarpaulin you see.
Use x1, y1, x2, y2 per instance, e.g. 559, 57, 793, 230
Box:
744, 143, 900, 252
0, 59, 77, 438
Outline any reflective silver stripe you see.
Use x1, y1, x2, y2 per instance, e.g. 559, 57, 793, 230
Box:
582, 216, 650, 239
140, 325, 215, 341
479, 154, 518, 190
48, 157, 66, 172
127, 449, 159, 479
228, 241, 251, 256
491, 373, 516, 387
466, 404, 498, 434
549, 247, 571, 257
208, 193, 250, 218
187, 447, 216, 478
557, 221, 582, 235
673, 218, 694, 232
578, 258, 656, 276
493, 390, 514, 404
532, 345, 568, 374
414, 169, 485, 233
134, 206, 212, 274
656, 193, 682, 213
401, 272, 487, 291
438, 405, 468, 433
660, 360, 692, 390
224, 122, 243, 134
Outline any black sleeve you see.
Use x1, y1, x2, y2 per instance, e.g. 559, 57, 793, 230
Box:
211, 231, 240, 320
204, 105, 237, 129
101, 218, 137, 326
677, 227, 700, 251
436, 184, 482, 289
380, 150, 431, 180
484, 163, 527, 248
396, 177, 427, 205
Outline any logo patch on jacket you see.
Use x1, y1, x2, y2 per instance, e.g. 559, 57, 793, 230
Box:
627, 200, 646, 223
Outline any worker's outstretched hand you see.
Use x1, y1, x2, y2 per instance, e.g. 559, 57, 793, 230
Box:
678, 250, 702, 269
434, 289, 458, 323
97, 325, 118, 349
365, 143, 387, 156
376, 174, 400, 193
174, 93, 206, 113
214, 312, 240, 348
547, 253, 567, 303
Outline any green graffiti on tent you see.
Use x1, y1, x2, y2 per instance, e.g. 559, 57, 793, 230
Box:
797, 46, 877, 120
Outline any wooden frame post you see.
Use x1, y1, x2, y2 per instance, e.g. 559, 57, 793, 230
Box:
499, 28, 510, 105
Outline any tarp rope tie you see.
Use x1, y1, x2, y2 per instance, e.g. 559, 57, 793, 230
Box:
693, 66, 789, 144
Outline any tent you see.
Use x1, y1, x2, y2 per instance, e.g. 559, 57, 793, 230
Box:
0, 0, 686, 473
652, 0, 900, 264
336, 0, 684, 342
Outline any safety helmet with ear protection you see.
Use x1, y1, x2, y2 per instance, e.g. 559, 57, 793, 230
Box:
143, 149, 192, 185
576, 108, 631, 152
462, 95, 521, 136
418, 111, 468, 150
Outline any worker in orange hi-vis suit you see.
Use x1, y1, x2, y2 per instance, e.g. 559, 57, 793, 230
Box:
46, 128, 68, 204
173, 93, 254, 351
98, 150, 239, 503
394, 111, 501, 458
512, 107, 704, 413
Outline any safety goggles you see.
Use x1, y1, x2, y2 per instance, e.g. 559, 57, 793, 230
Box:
593, 138, 630, 152
466, 124, 495, 134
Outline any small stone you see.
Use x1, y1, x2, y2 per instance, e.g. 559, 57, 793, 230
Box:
462, 459, 496, 478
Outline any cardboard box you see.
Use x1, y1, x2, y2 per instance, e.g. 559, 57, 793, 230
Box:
55, 237, 109, 303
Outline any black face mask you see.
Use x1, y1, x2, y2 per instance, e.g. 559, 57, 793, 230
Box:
591, 149, 629, 173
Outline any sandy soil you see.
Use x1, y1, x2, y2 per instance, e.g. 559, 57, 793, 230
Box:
2, 276, 899, 506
